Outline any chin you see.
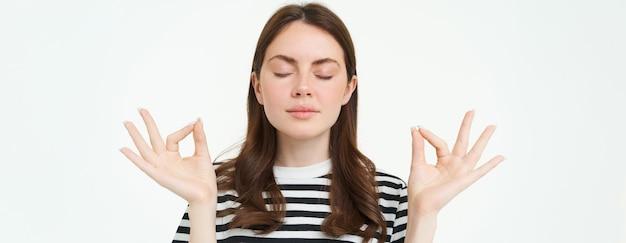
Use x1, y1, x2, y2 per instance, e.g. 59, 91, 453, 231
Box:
277, 127, 330, 141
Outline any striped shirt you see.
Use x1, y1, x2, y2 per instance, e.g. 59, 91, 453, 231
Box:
172, 159, 408, 242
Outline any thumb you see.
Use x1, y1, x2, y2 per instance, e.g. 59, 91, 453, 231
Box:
411, 126, 427, 169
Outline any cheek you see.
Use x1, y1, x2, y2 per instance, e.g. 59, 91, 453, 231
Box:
259, 83, 285, 104
324, 83, 349, 102
318, 85, 349, 114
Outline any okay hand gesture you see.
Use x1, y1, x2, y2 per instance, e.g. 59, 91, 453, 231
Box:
408, 110, 505, 215
120, 108, 217, 204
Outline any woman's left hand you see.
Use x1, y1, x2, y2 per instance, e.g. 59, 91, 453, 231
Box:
407, 110, 505, 216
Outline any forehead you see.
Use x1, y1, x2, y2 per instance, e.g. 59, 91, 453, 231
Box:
264, 21, 345, 65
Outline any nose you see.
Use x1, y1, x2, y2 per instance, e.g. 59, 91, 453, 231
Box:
292, 75, 312, 97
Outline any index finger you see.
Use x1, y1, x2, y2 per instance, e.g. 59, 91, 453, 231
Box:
418, 127, 450, 158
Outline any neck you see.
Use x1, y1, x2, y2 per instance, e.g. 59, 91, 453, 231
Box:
275, 132, 331, 167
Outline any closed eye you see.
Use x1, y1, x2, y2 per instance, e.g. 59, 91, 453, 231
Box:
316, 75, 333, 80
274, 73, 291, 78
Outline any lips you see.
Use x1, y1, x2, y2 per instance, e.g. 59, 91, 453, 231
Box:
286, 105, 319, 119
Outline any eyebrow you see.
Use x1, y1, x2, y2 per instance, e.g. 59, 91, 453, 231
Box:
268, 55, 340, 67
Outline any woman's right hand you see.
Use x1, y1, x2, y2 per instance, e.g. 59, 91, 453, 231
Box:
120, 108, 217, 205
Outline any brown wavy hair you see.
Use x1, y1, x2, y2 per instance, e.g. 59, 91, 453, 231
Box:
214, 3, 386, 242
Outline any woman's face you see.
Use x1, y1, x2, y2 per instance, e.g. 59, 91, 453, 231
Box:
252, 21, 356, 142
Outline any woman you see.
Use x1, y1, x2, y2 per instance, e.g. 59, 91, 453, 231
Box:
120, 3, 504, 243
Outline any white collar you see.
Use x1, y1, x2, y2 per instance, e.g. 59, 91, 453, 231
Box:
273, 159, 331, 179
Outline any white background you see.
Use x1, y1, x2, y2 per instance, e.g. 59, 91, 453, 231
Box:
1, 0, 624, 242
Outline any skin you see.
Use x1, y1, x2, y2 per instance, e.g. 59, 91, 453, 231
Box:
120, 20, 505, 243
251, 21, 356, 167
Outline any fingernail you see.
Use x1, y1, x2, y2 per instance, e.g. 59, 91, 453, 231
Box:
122, 120, 129, 126
137, 107, 144, 113
187, 121, 197, 126
417, 125, 428, 131
411, 125, 418, 131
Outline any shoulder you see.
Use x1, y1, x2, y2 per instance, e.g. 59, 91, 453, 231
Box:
374, 169, 408, 207
375, 169, 407, 190
374, 169, 408, 226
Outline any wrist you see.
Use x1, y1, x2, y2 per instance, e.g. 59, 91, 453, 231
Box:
405, 210, 439, 243
188, 198, 217, 209
408, 210, 438, 226
187, 199, 217, 243
410, 209, 439, 219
